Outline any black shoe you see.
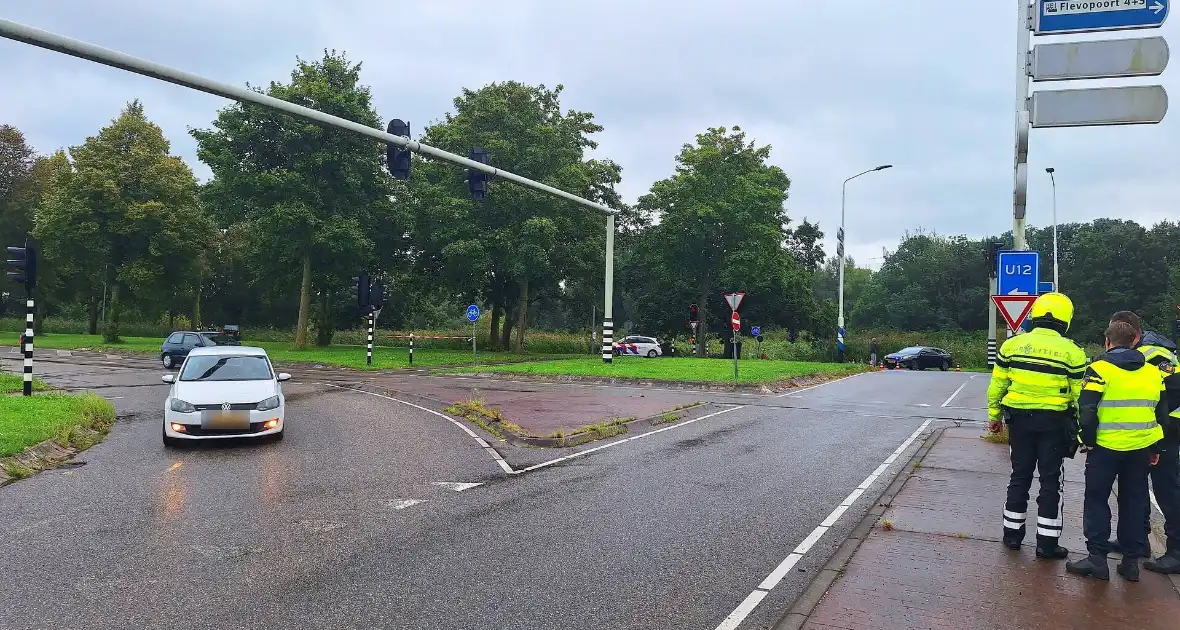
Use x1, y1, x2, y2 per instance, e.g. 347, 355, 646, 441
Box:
1144, 552, 1180, 574
1118, 558, 1141, 582
1036, 544, 1069, 560
1003, 538, 1022, 550
1066, 554, 1110, 580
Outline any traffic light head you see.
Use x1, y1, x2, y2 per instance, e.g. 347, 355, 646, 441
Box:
467, 147, 489, 201
369, 279, 386, 309
386, 119, 412, 180
353, 272, 371, 312
5, 243, 36, 293
689, 303, 699, 322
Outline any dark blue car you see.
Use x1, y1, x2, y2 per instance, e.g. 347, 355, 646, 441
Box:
159, 330, 239, 369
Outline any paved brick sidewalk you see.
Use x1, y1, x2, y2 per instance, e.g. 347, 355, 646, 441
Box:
794, 426, 1180, 630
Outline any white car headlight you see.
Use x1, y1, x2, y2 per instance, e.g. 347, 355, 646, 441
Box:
170, 398, 196, 413
256, 395, 280, 412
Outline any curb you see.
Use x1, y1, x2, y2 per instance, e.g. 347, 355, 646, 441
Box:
439, 367, 872, 395
490, 402, 711, 448
772, 426, 946, 630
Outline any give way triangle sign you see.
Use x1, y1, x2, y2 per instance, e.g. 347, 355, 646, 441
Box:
724, 292, 745, 311
992, 295, 1038, 331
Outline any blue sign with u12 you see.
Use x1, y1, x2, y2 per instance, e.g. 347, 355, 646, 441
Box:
997, 250, 1041, 296
466, 304, 480, 322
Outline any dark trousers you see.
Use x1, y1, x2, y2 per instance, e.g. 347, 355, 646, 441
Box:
1083, 445, 1152, 557
1148, 443, 1180, 554
1004, 420, 1067, 546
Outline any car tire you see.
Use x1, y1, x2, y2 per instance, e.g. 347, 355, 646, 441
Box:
905, 361, 918, 370
647, 349, 658, 358
162, 354, 174, 369
940, 360, 950, 371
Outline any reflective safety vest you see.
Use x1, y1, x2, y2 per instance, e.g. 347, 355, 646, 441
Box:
988, 328, 1088, 419
1138, 344, 1180, 419
1084, 359, 1166, 451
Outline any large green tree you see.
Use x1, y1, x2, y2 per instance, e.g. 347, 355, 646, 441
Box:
35, 101, 204, 342
409, 82, 626, 351
631, 126, 811, 355
192, 50, 399, 348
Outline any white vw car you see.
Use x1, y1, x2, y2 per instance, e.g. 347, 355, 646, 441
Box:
161, 346, 290, 447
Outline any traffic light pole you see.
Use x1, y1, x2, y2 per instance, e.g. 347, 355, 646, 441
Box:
23, 296, 33, 396
0, 18, 620, 364
366, 310, 374, 366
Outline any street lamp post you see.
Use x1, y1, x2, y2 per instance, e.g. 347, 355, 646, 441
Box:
838, 164, 892, 362
1045, 167, 1059, 291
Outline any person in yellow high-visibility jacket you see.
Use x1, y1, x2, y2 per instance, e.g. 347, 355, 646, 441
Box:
988, 292, 1088, 559
1066, 320, 1173, 582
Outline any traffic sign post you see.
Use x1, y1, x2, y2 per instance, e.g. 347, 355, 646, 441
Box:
997, 250, 1041, 295
1034, 0, 1169, 36
466, 304, 480, 363
993, 295, 1039, 332
730, 311, 741, 381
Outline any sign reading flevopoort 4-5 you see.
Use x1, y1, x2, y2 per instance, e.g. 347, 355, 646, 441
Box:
1035, 0, 1169, 36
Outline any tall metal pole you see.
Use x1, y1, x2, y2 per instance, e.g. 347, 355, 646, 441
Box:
1012, 0, 1032, 251
0, 17, 623, 366
1047, 168, 1059, 290
838, 165, 892, 362
23, 296, 34, 396
601, 215, 615, 364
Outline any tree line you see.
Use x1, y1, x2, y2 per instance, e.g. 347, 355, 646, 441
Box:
2, 50, 1171, 352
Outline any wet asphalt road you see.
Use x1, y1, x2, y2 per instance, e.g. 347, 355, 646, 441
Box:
0, 353, 988, 630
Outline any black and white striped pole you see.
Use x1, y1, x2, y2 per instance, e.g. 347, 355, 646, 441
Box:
601, 214, 615, 364
6, 240, 36, 396
22, 299, 33, 396
366, 311, 374, 366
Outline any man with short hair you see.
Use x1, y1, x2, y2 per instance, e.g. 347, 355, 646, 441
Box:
1066, 321, 1170, 581
1109, 310, 1180, 573
869, 337, 879, 366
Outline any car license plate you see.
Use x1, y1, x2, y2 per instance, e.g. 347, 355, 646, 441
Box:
201, 410, 249, 430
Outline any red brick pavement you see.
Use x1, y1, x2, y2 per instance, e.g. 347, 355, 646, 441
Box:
799, 427, 1180, 630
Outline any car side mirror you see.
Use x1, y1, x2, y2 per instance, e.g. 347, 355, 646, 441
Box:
161, 375, 175, 384
277, 373, 292, 382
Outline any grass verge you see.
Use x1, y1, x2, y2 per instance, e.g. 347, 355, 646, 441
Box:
443, 398, 633, 446
11, 332, 575, 370
439, 356, 868, 385
1, 373, 50, 393
0, 391, 116, 458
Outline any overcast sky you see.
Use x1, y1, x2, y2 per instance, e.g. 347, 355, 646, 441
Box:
2, 1, 1177, 269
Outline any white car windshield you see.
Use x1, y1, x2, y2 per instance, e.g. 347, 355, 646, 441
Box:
180, 355, 273, 382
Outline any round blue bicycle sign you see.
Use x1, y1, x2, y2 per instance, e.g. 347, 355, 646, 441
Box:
466, 304, 481, 322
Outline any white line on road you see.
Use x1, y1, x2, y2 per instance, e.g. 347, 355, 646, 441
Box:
322, 383, 515, 474
514, 405, 748, 475
939, 374, 979, 408
432, 482, 484, 492
389, 499, 424, 510
775, 371, 868, 398
714, 417, 934, 630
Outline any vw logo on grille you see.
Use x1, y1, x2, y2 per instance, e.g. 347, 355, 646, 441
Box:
221, 402, 231, 411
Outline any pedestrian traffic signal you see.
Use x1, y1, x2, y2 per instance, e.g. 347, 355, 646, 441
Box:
689, 303, 699, 322
369, 278, 386, 310
467, 148, 489, 200
5, 242, 36, 293
353, 272, 371, 312
386, 119, 412, 180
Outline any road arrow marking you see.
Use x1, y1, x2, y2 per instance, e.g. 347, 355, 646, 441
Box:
389, 499, 424, 510
432, 482, 484, 492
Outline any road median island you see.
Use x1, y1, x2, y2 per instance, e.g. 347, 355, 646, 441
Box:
436, 357, 871, 392
444, 397, 710, 448
1, 374, 116, 484
775, 426, 1180, 630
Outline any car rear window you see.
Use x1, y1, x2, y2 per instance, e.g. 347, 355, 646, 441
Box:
180, 355, 273, 381
202, 334, 234, 345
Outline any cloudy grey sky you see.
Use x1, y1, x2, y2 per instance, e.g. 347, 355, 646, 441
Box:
1, 1, 1176, 268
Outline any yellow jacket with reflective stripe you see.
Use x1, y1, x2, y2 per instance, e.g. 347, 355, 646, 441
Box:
1138, 344, 1180, 420
1080, 350, 1165, 451
987, 327, 1088, 421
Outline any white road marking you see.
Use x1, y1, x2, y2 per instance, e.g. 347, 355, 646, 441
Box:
389, 499, 423, 510
321, 383, 515, 474
432, 482, 483, 492
775, 371, 868, 398
939, 374, 979, 408
430, 374, 764, 397
714, 418, 934, 630
515, 405, 747, 475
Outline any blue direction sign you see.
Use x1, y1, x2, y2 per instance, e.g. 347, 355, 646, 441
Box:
750, 326, 761, 336
997, 250, 1041, 296
1039, 281, 1056, 294
1035, 0, 1169, 36
466, 304, 480, 322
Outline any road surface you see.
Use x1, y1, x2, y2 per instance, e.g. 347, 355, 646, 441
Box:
0, 352, 987, 630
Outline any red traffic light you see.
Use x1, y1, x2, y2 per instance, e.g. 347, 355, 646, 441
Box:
689, 303, 699, 322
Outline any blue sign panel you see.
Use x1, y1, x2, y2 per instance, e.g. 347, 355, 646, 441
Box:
997, 250, 1041, 296
750, 326, 761, 336
466, 304, 480, 322
1035, 0, 1169, 35
1039, 281, 1056, 294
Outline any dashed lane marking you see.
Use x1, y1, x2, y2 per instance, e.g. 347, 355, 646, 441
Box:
320, 383, 514, 474
713, 418, 934, 630
940, 374, 979, 408
389, 499, 424, 510
432, 482, 484, 492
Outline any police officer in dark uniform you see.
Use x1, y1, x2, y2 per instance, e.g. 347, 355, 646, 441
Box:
988, 292, 1088, 559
